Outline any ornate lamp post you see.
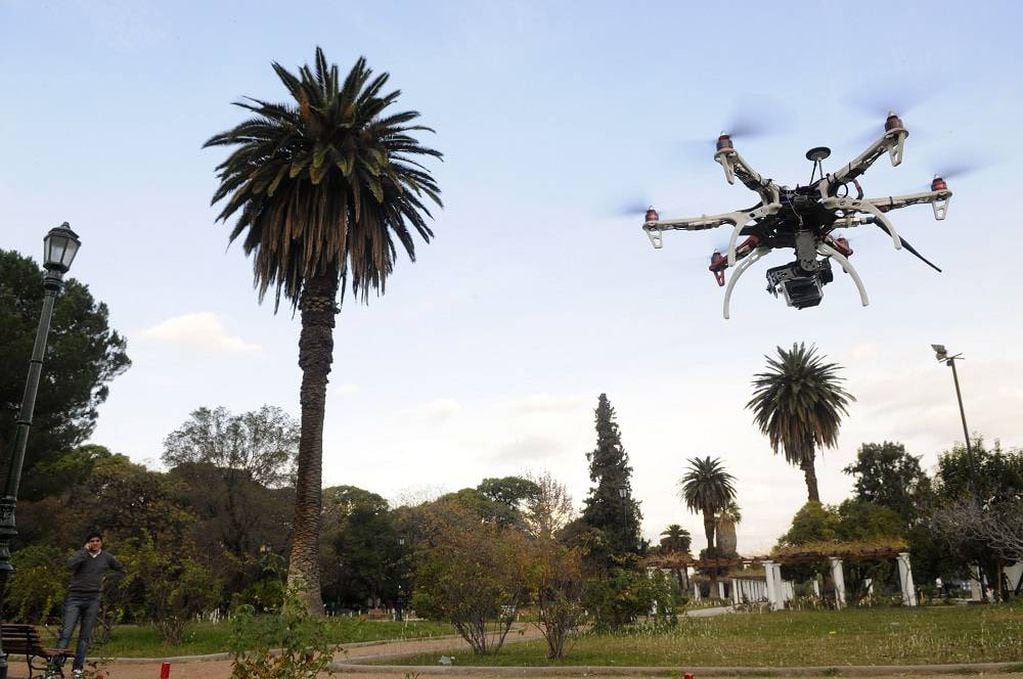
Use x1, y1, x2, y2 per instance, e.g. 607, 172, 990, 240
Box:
0, 224, 80, 678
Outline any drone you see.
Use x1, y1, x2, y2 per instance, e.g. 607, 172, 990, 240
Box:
641, 114, 952, 318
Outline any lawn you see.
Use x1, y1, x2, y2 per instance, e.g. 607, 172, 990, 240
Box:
81, 618, 455, 657
384, 605, 1023, 667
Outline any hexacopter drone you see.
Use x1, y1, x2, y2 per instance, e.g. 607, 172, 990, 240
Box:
641, 114, 952, 318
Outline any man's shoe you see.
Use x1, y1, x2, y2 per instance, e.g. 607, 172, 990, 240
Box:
72, 670, 84, 678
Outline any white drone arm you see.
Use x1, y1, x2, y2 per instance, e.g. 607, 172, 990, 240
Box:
821, 196, 903, 251
714, 144, 782, 206
867, 187, 953, 220
645, 201, 781, 265
821, 116, 909, 193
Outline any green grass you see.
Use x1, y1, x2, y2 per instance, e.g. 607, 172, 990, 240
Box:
383, 606, 1023, 668
80, 618, 455, 657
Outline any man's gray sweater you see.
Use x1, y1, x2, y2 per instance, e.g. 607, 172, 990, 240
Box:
67, 550, 125, 595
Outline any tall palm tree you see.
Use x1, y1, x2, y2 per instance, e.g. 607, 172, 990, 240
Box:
746, 343, 854, 504
205, 48, 442, 613
678, 456, 736, 553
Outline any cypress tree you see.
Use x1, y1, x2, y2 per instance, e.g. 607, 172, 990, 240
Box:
581, 394, 642, 561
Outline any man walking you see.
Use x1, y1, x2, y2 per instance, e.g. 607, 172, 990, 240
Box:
55, 531, 125, 677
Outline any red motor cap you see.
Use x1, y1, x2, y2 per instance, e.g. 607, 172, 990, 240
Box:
885, 113, 904, 131
709, 251, 726, 287
645, 206, 659, 223
716, 134, 733, 152
834, 237, 853, 257
931, 176, 948, 192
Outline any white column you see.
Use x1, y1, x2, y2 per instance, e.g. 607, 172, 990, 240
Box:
829, 557, 846, 609
763, 561, 777, 609
731, 578, 740, 605
718, 581, 726, 600
693, 580, 701, 601
897, 552, 918, 607
812, 577, 821, 598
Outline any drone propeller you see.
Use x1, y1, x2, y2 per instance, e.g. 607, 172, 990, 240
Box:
615, 198, 653, 217
850, 79, 939, 119
679, 105, 792, 159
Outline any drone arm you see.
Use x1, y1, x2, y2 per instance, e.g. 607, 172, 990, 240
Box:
715, 148, 783, 203
867, 188, 953, 220
818, 242, 869, 308
822, 125, 909, 193
822, 197, 903, 251
643, 208, 757, 249
722, 247, 768, 320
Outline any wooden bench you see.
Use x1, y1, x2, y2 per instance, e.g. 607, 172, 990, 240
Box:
0, 624, 66, 678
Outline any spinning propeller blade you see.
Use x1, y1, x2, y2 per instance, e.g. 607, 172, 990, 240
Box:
874, 223, 942, 272
616, 199, 652, 217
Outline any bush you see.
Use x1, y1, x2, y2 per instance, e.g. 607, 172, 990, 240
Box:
5, 545, 65, 623
229, 591, 340, 678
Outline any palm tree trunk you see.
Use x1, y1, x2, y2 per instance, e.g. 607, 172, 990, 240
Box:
287, 271, 339, 615
801, 457, 821, 504
702, 510, 716, 552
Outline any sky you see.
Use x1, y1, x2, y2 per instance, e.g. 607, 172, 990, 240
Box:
3, 0, 1023, 553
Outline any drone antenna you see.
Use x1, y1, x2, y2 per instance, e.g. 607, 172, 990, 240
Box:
806, 146, 831, 183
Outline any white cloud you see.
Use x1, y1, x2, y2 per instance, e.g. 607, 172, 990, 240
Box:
415, 398, 462, 420
512, 393, 586, 414
496, 434, 564, 461
140, 312, 261, 355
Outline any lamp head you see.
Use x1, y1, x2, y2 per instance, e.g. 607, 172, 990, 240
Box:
931, 344, 948, 361
43, 223, 81, 274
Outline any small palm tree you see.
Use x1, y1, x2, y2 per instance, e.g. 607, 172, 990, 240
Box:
678, 457, 736, 553
714, 501, 742, 555
747, 343, 854, 504
205, 48, 442, 613
659, 524, 692, 554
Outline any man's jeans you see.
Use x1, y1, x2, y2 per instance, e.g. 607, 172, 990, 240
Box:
56, 593, 101, 670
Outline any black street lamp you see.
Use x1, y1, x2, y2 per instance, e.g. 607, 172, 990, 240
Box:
0, 224, 80, 678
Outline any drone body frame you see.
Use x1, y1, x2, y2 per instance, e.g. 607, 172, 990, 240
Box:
642, 115, 953, 318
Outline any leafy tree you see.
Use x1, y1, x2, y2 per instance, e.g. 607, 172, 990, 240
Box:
747, 343, 854, 503
580, 394, 642, 564
678, 456, 736, 553
163, 406, 298, 561
411, 499, 530, 655
582, 567, 673, 632
843, 441, 931, 525
522, 470, 575, 539
0, 249, 130, 499
205, 48, 442, 613
320, 485, 400, 611
163, 405, 299, 488
477, 476, 540, 526
4, 545, 66, 623
528, 538, 586, 659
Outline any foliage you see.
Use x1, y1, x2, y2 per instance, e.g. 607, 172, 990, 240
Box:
678, 456, 736, 554
580, 394, 643, 565
410, 500, 530, 654
582, 567, 672, 632
714, 501, 742, 556
477, 476, 540, 527
320, 485, 401, 611
522, 470, 576, 539
658, 524, 692, 554
747, 343, 854, 503
112, 534, 221, 644
0, 249, 131, 500
229, 592, 340, 679
163, 405, 299, 488
4, 545, 65, 623
527, 538, 587, 659
842, 441, 931, 525
205, 47, 442, 614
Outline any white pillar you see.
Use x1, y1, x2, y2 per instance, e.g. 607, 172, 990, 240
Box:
718, 580, 726, 600
765, 560, 777, 609
731, 578, 740, 605
829, 557, 846, 609
693, 580, 701, 601
897, 552, 918, 607
812, 577, 821, 598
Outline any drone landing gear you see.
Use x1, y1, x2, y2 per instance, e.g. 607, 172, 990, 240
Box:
818, 242, 869, 308
721, 247, 767, 320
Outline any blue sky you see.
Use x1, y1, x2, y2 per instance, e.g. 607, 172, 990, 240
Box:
3, 0, 1023, 551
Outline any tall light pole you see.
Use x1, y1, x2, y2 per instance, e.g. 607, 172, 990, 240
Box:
0, 224, 80, 679
930, 344, 972, 457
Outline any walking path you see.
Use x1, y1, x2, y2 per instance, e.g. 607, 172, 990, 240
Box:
11, 611, 1021, 679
